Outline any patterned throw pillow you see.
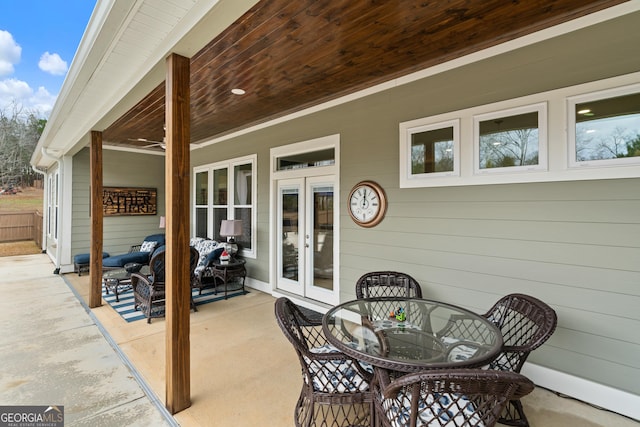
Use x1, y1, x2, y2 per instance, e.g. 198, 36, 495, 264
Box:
140, 240, 158, 252
382, 392, 483, 427
303, 344, 371, 393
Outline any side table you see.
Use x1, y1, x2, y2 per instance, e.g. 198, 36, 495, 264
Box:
102, 263, 148, 302
209, 258, 247, 299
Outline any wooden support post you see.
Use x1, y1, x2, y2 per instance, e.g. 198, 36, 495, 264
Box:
164, 52, 191, 414
89, 131, 103, 308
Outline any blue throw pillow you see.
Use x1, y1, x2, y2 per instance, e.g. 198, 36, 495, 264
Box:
206, 247, 224, 263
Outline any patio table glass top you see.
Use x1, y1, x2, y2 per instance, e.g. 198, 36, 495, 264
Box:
322, 297, 503, 372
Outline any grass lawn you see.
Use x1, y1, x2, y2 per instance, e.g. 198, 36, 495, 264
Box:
0, 187, 44, 212
0, 187, 44, 257
0, 241, 42, 257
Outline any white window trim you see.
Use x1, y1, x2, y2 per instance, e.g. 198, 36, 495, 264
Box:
399, 119, 460, 188
193, 154, 257, 258
567, 82, 640, 169
399, 72, 640, 188
473, 102, 548, 175
269, 134, 340, 303
47, 170, 59, 241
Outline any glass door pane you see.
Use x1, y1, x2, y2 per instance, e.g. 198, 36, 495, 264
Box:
276, 179, 303, 295
305, 177, 336, 304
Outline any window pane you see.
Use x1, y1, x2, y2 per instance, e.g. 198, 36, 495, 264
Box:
411, 127, 454, 174
213, 168, 227, 205
234, 163, 252, 205
195, 207, 208, 238
282, 189, 299, 281
276, 148, 335, 170
575, 92, 640, 162
234, 207, 252, 250
479, 112, 539, 169
195, 171, 208, 205
213, 208, 228, 241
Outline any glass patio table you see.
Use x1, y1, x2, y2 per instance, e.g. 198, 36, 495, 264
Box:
322, 297, 503, 373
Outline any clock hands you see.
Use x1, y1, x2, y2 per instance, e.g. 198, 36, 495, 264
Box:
360, 187, 369, 209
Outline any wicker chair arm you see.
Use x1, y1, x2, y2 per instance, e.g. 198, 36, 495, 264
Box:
130, 272, 150, 286
130, 272, 164, 293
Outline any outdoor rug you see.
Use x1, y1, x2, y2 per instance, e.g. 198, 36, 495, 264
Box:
102, 284, 247, 322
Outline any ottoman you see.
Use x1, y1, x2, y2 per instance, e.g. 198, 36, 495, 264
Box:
73, 252, 110, 276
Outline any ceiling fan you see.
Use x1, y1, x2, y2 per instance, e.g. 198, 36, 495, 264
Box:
128, 137, 199, 150
128, 137, 166, 150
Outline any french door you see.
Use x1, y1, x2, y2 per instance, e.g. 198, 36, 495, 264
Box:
276, 176, 337, 304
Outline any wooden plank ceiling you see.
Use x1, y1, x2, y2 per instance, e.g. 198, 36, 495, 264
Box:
102, 0, 626, 150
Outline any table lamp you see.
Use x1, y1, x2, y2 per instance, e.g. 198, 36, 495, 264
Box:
220, 219, 243, 255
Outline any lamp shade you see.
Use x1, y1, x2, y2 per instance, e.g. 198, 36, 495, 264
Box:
220, 219, 242, 237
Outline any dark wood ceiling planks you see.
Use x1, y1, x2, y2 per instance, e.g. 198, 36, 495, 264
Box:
102, 0, 627, 150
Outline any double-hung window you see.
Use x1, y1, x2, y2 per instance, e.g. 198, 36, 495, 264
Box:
193, 154, 256, 257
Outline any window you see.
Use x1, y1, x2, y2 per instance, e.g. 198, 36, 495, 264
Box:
399, 73, 640, 188
474, 103, 547, 174
276, 148, 335, 170
400, 119, 460, 187
568, 84, 640, 168
193, 154, 256, 257
47, 171, 59, 240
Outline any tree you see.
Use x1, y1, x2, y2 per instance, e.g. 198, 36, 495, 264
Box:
479, 128, 539, 169
618, 133, 640, 158
0, 102, 45, 188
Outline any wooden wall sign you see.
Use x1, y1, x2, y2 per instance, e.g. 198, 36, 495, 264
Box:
103, 187, 157, 216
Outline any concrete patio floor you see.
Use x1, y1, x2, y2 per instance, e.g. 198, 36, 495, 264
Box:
1, 254, 637, 426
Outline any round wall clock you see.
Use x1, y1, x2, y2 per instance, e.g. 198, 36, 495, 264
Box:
348, 180, 387, 227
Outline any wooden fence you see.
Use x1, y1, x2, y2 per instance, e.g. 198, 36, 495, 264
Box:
0, 211, 43, 244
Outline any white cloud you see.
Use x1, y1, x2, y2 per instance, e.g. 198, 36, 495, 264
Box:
0, 78, 55, 117
29, 86, 56, 116
0, 78, 31, 99
39, 52, 68, 76
0, 30, 22, 76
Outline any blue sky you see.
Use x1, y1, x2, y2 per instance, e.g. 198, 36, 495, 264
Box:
0, 1, 96, 118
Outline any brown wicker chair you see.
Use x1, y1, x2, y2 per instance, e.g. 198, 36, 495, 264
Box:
131, 249, 166, 323
375, 369, 534, 427
355, 271, 423, 299
483, 293, 558, 427
188, 246, 200, 312
131, 247, 200, 323
274, 297, 374, 427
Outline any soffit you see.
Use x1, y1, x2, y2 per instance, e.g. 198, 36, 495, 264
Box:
100, 0, 630, 151
34, 0, 245, 165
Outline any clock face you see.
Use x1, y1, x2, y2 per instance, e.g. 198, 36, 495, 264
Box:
348, 181, 387, 227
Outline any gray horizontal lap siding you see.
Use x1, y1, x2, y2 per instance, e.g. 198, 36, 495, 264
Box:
339, 179, 639, 395
71, 149, 166, 258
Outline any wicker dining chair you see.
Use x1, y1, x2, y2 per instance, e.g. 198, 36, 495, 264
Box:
483, 293, 558, 427
375, 369, 534, 427
274, 297, 374, 427
355, 271, 423, 299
